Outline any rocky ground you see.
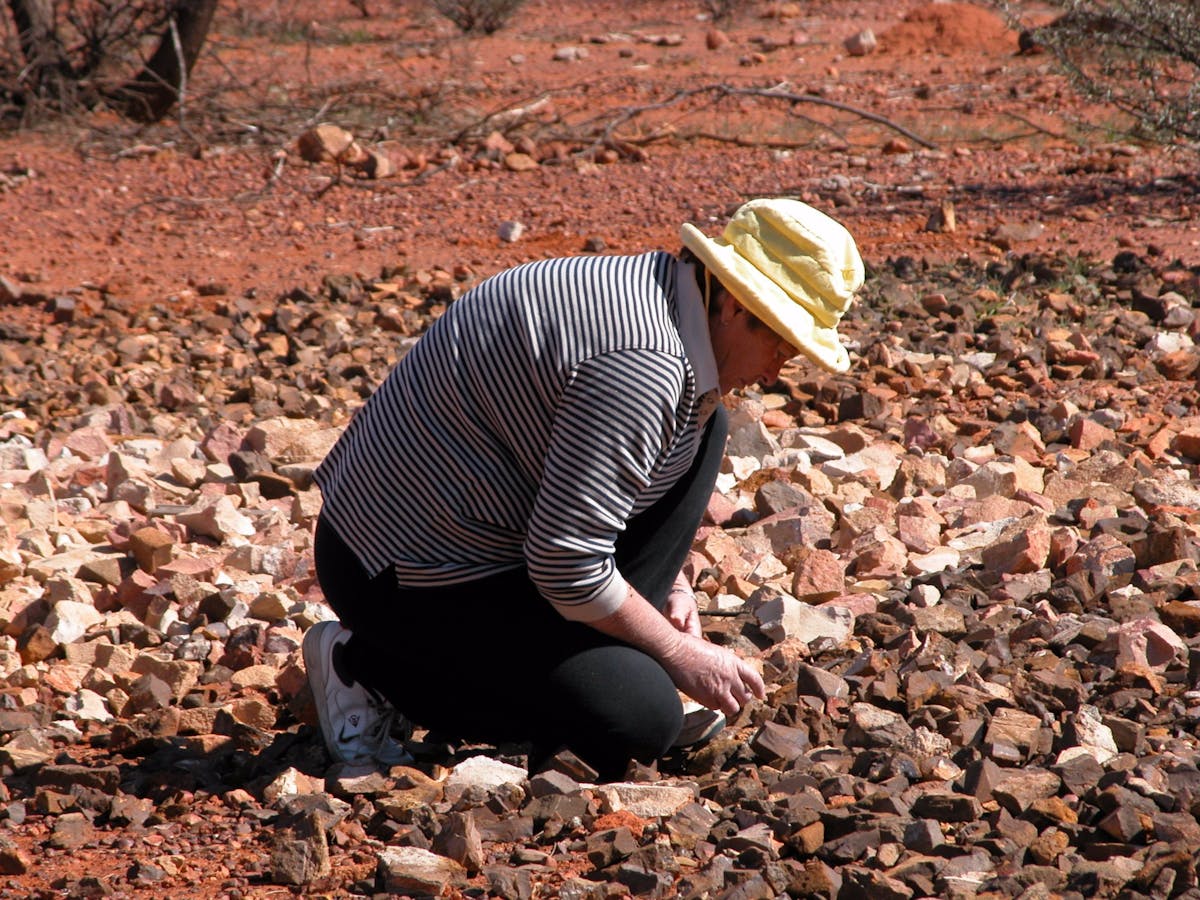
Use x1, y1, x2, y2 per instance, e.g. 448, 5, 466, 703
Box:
3, 0, 1200, 898
2, 246, 1200, 898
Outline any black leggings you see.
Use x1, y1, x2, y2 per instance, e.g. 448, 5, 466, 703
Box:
314, 406, 728, 781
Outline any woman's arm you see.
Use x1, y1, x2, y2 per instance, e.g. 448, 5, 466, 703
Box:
664, 571, 702, 638
590, 586, 764, 717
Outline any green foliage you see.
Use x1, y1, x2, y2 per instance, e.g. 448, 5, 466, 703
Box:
430, 0, 525, 34
1004, 0, 1200, 141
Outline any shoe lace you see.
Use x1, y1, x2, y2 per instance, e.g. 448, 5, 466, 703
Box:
361, 686, 397, 749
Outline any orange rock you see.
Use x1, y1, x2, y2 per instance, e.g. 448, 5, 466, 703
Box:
1069, 418, 1115, 451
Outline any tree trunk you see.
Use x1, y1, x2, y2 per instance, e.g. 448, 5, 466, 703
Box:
6, 0, 73, 100
107, 0, 219, 122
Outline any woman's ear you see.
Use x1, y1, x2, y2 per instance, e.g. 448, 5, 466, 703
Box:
713, 288, 742, 325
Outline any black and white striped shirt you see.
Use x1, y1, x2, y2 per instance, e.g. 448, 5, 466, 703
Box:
314, 251, 719, 621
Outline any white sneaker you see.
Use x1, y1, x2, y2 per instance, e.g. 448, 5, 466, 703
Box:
302, 621, 414, 767
673, 700, 726, 748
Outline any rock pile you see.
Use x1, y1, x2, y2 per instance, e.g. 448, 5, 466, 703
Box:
1, 248, 1199, 897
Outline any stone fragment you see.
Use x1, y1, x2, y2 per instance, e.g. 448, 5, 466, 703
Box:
553, 45, 588, 61
49, 811, 93, 849
845, 703, 914, 748
528, 769, 580, 798
131, 654, 201, 701
503, 152, 538, 172
443, 756, 528, 803
980, 522, 1052, 575
985, 707, 1042, 755
64, 689, 111, 722
601, 782, 695, 818
850, 526, 909, 577
263, 767, 324, 804
243, 417, 341, 464
231, 663, 280, 691
910, 792, 982, 823
377, 846, 467, 895
1054, 753, 1106, 797
270, 811, 330, 885
751, 504, 837, 555
796, 663, 849, 700
752, 591, 853, 645
46, 600, 104, 645
844, 28, 876, 55
903, 818, 944, 853
1062, 704, 1118, 764
586, 826, 638, 869
1102, 617, 1186, 673
176, 496, 255, 540
705, 27, 729, 50
297, 123, 356, 163
992, 768, 1061, 814
127, 526, 175, 573
962, 459, 1044, 498
433, 811, 485, 873
664, 801, 717, 852
1028, 828, 1069, 865
787, 547, 844, 602
750, 720, 809, 763
0, 837, 30, 875
497, 220, 525, 242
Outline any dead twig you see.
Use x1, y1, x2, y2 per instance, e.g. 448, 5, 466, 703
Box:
591, 83, 935, 152
1000, 111, 1073, 142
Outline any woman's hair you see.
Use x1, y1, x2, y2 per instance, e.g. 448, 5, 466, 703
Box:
678, 246, 718, 313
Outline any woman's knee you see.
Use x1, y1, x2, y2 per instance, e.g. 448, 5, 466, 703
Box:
548, 646, 683, 770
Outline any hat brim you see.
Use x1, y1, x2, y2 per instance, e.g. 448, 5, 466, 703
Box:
681, 223, 851, 374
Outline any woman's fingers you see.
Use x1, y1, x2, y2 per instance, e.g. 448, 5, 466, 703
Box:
738, 659, 766, 699
664, 591, 702, 638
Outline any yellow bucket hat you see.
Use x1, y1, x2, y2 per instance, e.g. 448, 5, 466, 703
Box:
680, 199, 865, 373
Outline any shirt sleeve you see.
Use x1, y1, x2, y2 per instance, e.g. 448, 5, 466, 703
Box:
525, 349, 686, 621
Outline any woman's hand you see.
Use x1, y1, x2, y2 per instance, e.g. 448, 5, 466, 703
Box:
659, 633, 765, 718
590, 585, 765, 719
664, 587, 701, 638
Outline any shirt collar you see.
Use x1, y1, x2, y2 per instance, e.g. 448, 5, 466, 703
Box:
674, 259, 720, 400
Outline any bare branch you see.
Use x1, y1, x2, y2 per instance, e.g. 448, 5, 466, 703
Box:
586, 83, 935, 155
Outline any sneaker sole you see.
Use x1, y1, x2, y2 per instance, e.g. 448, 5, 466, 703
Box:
302, 620, 354, 764
674, 705, 726, 748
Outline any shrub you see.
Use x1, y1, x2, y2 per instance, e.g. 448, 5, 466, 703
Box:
2, 0, 217, 123
701, 0, 743, 25
430, 0, 525, 35
1003, 0, 1199, 141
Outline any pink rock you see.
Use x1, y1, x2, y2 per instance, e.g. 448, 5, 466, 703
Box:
897, 515, 941, 553
1064, 533, 1137, 584
64, 426, 113, 461
789, 548, 845, 601
981, 523, 1052, 575
821, 593, 877, 617
1069, 418, 1116, 451
704, 491, 740, 526
962, 459, 1044, 498
297, 123, 356, 163
1110, 618, 1186, 672
752, 505, 836, 556
244, 417, 341, 464
705, 28, 730, 50
155, 554, 223, 581
844, 28, 876, 56
852, 527, 909, 577
201, 422, 245, 464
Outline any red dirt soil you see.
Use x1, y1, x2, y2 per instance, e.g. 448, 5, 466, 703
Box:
1, 0, 1197, 318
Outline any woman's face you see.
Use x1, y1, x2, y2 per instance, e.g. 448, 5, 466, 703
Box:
709, 290, 798, 394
